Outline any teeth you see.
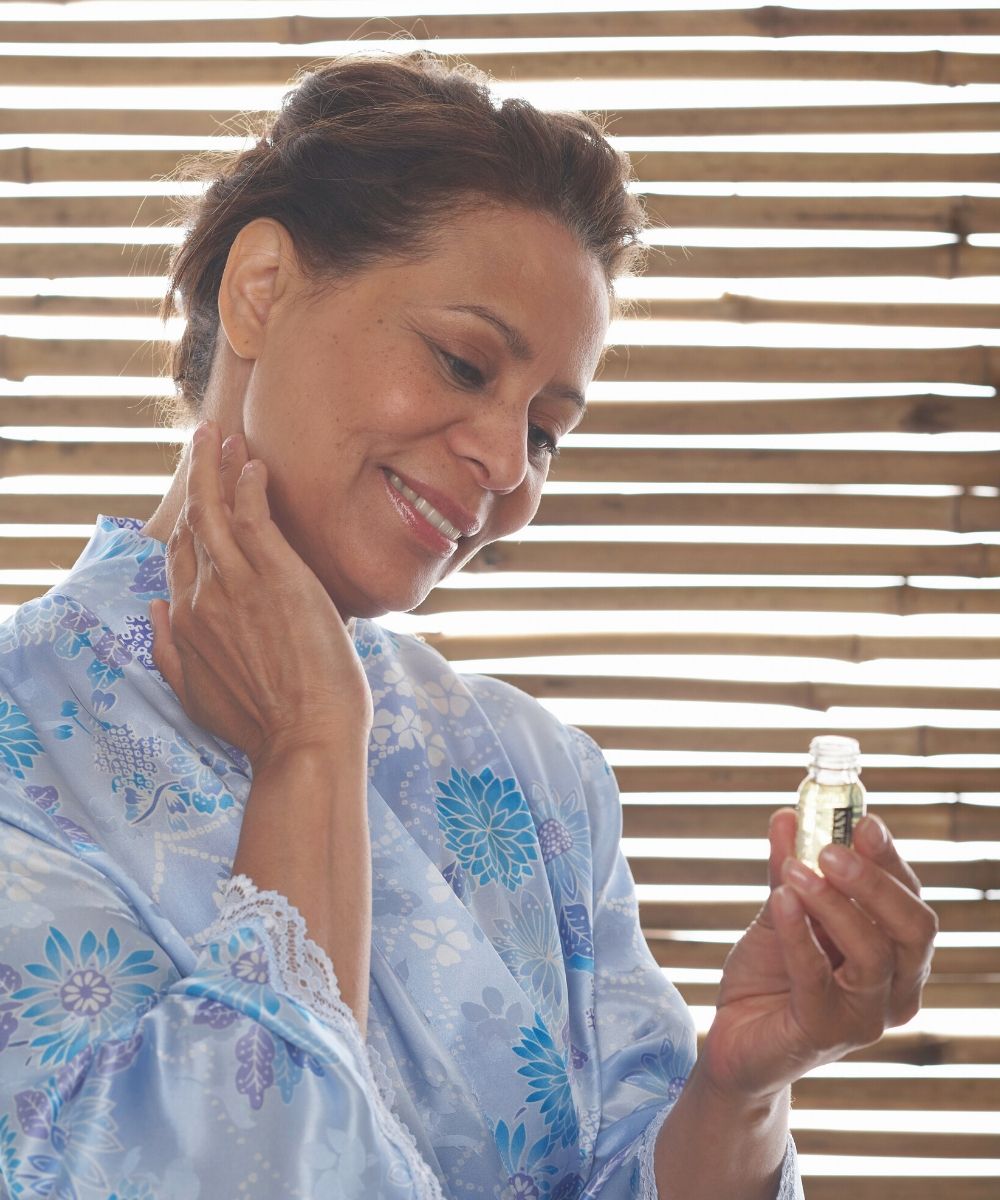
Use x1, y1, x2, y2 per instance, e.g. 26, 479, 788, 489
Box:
387, 472, 462, 540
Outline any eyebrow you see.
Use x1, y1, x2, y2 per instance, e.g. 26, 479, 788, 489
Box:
440, 302, 587, 412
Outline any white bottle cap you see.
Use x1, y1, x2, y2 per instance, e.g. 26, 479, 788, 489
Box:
809, 735, 861, 773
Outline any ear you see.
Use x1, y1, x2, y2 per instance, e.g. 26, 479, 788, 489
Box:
217, 218, 297, 361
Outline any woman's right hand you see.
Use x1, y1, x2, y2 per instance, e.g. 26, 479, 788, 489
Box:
148, 419, 374, 771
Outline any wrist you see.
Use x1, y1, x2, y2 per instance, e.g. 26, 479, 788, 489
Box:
686, 1053, 790, 1123
251, 730, 368, 776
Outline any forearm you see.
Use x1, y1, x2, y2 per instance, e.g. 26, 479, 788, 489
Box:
653, 1057, 790, 1200
231, 742, 372, 1036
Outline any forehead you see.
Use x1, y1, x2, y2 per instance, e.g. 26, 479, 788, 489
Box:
394, 203, 611, 349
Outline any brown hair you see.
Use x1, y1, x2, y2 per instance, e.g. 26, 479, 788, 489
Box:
159, 48, 648, 424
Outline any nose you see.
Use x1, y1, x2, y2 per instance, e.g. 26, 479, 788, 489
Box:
448, 403, 531, 495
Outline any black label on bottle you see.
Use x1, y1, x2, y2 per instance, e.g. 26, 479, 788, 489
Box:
831, 806, 853, 845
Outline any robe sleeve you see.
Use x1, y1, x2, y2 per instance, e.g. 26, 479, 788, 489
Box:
563, 725, 805, 1200
0, 804, 444, 1200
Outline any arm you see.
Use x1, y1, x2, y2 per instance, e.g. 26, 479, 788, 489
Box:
0, 809, 441, 1200
231, 741, 371, 1034
550, 724, 803, 1200
652, 1067, 789, 1200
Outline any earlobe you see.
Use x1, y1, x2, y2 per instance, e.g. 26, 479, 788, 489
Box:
217, 218, 291, 362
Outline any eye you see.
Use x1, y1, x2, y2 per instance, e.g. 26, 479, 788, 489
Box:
529, 425, 560, 459
441, 351, 486, 389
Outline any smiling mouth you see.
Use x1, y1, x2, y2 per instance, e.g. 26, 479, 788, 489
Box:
385, 471, 463, 540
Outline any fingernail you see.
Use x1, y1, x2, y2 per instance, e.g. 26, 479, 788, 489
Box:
820, 843, 862, 880
862, 814, 888, 850
221, 434, 238, 456
785, 858, 823, 891
773, 886, 802, 920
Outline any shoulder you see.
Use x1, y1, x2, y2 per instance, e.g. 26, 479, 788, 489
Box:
368, 621, 611, 787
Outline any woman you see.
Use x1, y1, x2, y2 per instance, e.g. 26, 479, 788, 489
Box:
0, 51, 935, 1200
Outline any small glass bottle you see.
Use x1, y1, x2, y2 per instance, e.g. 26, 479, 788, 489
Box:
794, 735, 866, 873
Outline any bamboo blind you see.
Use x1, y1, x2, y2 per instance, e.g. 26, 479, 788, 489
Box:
2, 4, 999, 1195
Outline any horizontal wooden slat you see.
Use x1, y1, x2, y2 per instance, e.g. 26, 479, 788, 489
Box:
2, 9, 998, 41
0, 441, 175, 477
5, 579, 996, 615
658, 940, 1000, 978
6, 240, 1000, 283
623, 802, 1000, 841
0, 194, 178, 227
641, 194, 1000, 233
804, 1183, 998, 1200
4, 194, 1000, 235
551, 448, 1000, 486
631, 855, 1000, 890
0, 397, 165, 427
470, 540, 1000, 577
841, 1031, 1000, 1064
579, 396, 1000, 436
538, 492, 1000, 533
791, 1129, 1000, 1157
675, 978, 1000, 1007
415, 583, 1000, 616
1, 50, 998, 88
616, 103, 1000, 138
580, 725, 1000, 758
0, 243, 171, 278
637, 152, 1000, 184
643, 245, 1000, 278
427, 630, 1000, 662
8, 441, 1000, 498
1, 488, 997, 535
0, 298, 163, 319
9, 393, 1000, 439
8, 336, 1000, 387
22, 532, 1000, 587
8, 102, 1000, 140
791, 1075, 1000, 1110
7, 144, 1000, 187
634, 298, 1000, 328
611, 762, 1000, 789
641, 898, 998, 933
6, 294, 1000, 330
594, 345, 1000, 386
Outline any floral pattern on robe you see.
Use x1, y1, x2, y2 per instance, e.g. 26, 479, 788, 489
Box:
0, 516, 803, 1199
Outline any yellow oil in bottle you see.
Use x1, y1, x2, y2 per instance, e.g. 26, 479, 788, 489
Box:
794, 737, 866, 873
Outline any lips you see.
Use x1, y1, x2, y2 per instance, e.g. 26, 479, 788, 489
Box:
386, 471, 462, 540
382, 468, 482, 539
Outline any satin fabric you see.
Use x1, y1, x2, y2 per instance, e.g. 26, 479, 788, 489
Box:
0, 516, 801, 1199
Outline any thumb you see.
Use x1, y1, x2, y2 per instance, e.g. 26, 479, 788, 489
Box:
148, 599, 184, 701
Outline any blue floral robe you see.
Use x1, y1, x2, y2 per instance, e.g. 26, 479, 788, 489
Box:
0, 516, 803, 1199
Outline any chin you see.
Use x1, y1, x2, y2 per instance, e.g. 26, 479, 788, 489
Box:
322, 567, 442, 622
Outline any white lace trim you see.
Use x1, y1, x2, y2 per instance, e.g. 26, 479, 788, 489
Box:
636, 1102, 673, 1199
201, 873, 444, 1200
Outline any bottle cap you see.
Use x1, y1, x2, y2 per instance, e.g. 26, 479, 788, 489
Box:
809, 735, 861, 773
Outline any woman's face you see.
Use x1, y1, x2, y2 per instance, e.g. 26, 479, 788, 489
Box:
215, 203, 610, 619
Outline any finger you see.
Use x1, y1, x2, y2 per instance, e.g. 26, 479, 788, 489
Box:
230, 458, 284, 572
817, 841, 937, 1023
184, 420, 247, 578
148, 599, 185, 702
219, 430, 249, 516
768, 808, 798, 890
783, 857, 895, 997
164, 510, 197, 598
851, 812, 923, 898
770, 885, 838, 1035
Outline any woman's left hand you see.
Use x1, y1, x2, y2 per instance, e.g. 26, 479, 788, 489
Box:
696, 810, 937, 1101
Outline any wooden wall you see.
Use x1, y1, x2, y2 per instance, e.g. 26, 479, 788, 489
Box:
1, 5, 998, 1195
